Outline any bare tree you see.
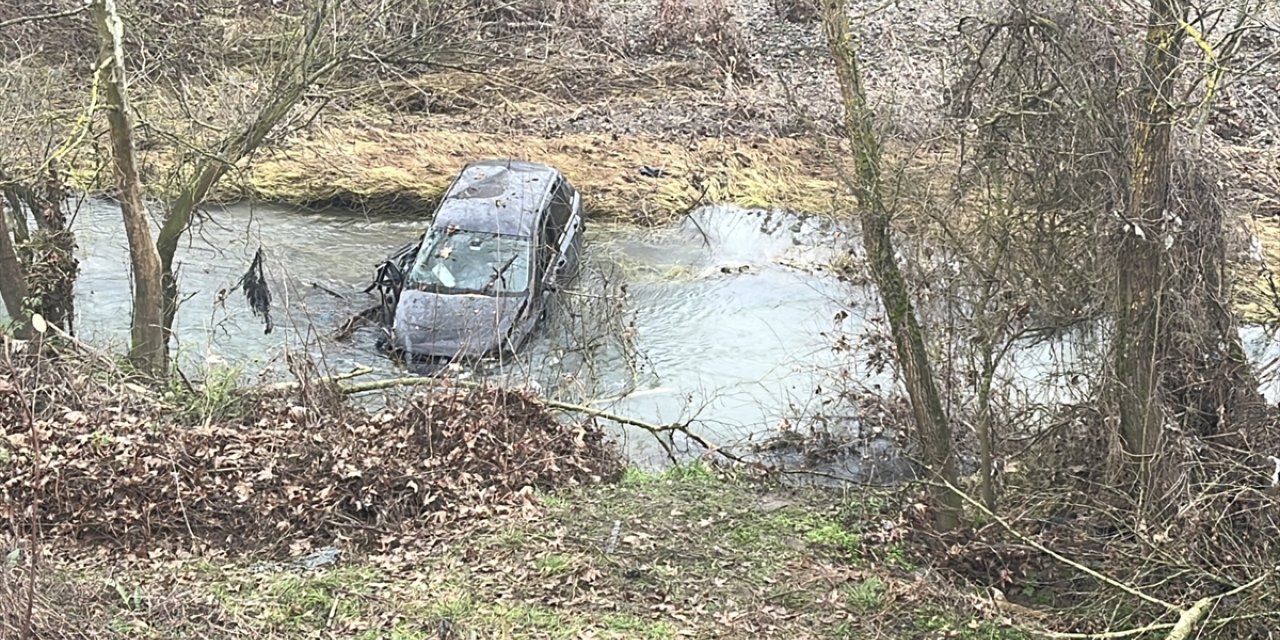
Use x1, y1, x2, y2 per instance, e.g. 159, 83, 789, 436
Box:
820, 0, 962, 528
92, 0, 168, 373
0, 171, 79, 337
84, 0, 454, 373
1110, 0, 1265, 497
1110, 0, 1192, 492
152, 0, 347, 355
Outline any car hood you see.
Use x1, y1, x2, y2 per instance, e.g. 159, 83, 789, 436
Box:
392, 289, 524, 358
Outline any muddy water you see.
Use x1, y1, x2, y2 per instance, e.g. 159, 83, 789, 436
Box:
62, 199, 892, 467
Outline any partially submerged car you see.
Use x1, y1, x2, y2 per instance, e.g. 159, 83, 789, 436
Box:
381, 159, 584, 360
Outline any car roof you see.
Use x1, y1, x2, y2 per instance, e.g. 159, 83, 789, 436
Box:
431, 159, 562, 237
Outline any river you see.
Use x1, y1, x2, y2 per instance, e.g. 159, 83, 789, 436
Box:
19, 197, 1280, 475
60, 198, 894, 468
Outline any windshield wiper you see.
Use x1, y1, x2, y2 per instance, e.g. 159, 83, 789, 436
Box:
483, 253, 520, 293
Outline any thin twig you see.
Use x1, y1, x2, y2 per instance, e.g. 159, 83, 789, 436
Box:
938, 478, 1273, 640
0, 2, 89, 30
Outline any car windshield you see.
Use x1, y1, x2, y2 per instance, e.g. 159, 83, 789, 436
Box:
405, 228, 532, 296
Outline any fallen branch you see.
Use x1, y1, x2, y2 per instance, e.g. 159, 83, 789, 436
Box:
333, 305, 382, 342
333, 376, 915, 481
256, 366, 375, 393
310, 282, 348, 300
339, 377, 780, 465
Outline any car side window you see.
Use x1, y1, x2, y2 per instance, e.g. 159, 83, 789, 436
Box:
547, 180, 573, 243
539, 179, 574, 273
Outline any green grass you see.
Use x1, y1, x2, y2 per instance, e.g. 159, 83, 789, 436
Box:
660, 460, 718, 483
536, 491, 569, 508
46, 468, 1042, 639
165, 363, 246, 424
620, 466, 659, 485
912, 605, 1031, 640
533, 553, 572, 576
601, 613, 676, 640
804, 521, 861, 555
620, 461, 718, 486
845, 576, 888, 613
213, 566, 379, 632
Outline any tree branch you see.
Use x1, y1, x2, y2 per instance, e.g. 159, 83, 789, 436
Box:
334, 375, 740, 462
0, 2, 89, 30
942, 477, 1179, 612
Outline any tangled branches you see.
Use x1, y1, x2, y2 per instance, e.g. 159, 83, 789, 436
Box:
908, 0, 1280, 633
645, 0, 756, 80
945, 0, 1134, 329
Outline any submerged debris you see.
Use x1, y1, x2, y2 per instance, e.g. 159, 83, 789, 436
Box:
239, 247, 273, 334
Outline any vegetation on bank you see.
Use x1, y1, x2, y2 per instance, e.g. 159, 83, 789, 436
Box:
0, 342, 1013, 640
221, 127, 841, 222
3, 342, 1276, 639
6, 459, 1029, 640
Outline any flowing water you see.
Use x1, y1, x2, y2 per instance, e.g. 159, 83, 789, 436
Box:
27, 198, 1280, 475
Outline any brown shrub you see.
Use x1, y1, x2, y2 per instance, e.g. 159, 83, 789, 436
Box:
0, 343, 622, 554
646, 0, 756, 80
0, 565, 117, 640
769, 0, 820, 22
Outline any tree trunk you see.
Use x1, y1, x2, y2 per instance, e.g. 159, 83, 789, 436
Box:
1112, 0, 1193, 494
3, 186, 31, 243
0, 198, 31, 335
93, 0, 168, 374
821, 0, 963, 529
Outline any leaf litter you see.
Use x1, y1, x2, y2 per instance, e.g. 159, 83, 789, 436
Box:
0, 344, 622, 555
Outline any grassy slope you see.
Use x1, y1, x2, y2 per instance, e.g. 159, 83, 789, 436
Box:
45, 467, 1026, 640
228, 126, 842, 222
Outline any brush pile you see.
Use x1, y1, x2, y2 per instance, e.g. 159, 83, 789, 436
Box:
0, 342, 621, 553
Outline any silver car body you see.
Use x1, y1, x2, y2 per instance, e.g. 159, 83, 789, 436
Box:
391, 159, 583, 359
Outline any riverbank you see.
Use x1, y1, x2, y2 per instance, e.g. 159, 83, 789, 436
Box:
0, 341, 1013, 639
3, 344, 1276, 638
6, 465, 1025, 640
213, 127, 842, 221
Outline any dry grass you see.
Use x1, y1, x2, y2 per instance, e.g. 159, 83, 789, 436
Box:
209, 126, 840, 222
644, 0, 756, 79
368, 59, 721, 116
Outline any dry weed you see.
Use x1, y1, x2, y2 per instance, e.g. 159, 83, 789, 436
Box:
645, 0, 756, 80
769, 0, 820, 22
0, 565, 115, 640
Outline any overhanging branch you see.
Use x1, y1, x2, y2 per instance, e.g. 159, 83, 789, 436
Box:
0, 2, 89, 30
